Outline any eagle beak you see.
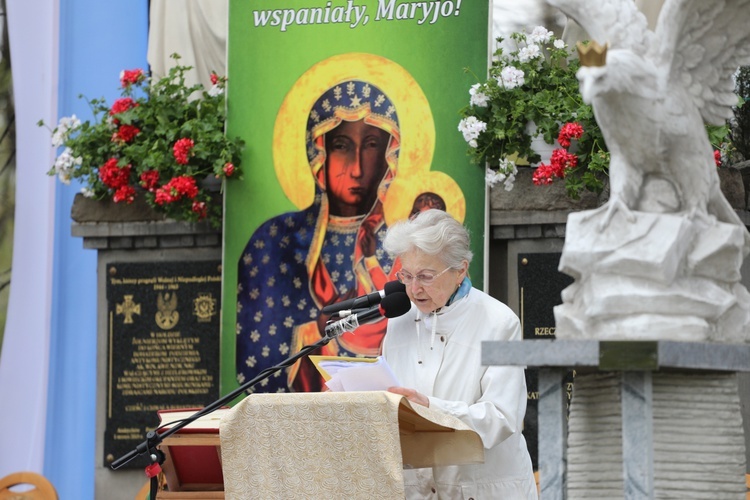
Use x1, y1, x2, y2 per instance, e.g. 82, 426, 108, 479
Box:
576, 68, 596, 105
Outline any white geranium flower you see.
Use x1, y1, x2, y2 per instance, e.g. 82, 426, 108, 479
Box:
469, 83, 489, 107
51, 130, 66, 148
51, 114, 82, 148
55, 161, 72, 184
485, 168, 506, 188
208, 84, 224, 97
80, 187, 95, 198
529, 26, 553, 44
53, 147, 77, 182
458, 116, 487, 144
518, 44, 541, 63
498, 66, 525, 90
499, 158, 517, 175
486, 159, 520, 189
554, 39, 566, 49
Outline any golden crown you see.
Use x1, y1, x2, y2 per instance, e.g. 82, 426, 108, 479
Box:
576, 41, 608, 67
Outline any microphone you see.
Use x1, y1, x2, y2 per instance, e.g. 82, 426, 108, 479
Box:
321, 280, 406, 315
324, 292, 411, 339
329, 308, 368, 319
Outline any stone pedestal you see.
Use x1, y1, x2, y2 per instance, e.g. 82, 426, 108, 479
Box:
71, 195, 223, 500
482, 340, 750, 499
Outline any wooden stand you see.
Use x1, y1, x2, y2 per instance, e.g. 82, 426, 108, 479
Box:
156, 432, 224, 499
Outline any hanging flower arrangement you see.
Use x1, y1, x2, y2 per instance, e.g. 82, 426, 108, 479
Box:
41, 54, 245, 227
458, 26, 608, 197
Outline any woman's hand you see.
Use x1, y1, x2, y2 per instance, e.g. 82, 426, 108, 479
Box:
387, 386, 429, 407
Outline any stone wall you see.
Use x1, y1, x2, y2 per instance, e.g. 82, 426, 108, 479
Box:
71, 194, 222, 500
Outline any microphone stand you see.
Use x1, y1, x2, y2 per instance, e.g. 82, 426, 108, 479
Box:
110, 334, 335, 498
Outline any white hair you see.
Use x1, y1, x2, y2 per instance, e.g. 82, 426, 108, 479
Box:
383, 209, 473, 268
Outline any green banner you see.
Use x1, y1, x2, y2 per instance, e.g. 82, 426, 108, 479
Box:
223, 0, 489, 395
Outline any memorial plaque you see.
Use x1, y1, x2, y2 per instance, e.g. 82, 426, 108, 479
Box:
104, 261, 222, 468
518, 252, 574, 470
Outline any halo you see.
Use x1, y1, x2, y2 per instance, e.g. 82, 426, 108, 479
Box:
273, 53, 435, 209
383, 170, 466, 226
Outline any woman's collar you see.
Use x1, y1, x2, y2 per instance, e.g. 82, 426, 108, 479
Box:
442, 276, 472, 310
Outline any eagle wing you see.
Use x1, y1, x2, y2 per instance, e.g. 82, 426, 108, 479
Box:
546, 0, 656, 54
656, 0, 750, 124
168, 292, 177, 310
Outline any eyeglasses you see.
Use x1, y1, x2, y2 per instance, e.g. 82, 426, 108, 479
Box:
396, 267, 452, 286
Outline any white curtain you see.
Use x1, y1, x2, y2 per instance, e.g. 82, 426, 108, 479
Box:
147, 0, 228, 90
0, 0, 58, 477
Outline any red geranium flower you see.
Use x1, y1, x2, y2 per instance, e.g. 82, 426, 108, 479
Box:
192, 200, 208, 219
139, 170, 160, 192
170, 175, 199, 198
120, 69, 144, 87
154, 175, 199, 205
154, 188, 175, 205
558, 122, 584, 148
550, 148, 578, 173
112, 124, 140, 143
532, 164, 557, 185
714, 150, 722, 167
173, 138, 195, 165
223, 162, 235, 177
210, 72, 219, 85
98, 158, 132, 189
110, 97, 138, 115
113, 185, 136, 204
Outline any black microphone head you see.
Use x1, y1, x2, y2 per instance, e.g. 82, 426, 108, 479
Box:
384, 280, 406, 296
380, 292, 411, 318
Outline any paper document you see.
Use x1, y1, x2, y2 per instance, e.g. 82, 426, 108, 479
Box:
310, 355, 401, 392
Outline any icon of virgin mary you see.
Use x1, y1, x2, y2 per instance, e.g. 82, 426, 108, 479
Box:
236, 80, 401, 393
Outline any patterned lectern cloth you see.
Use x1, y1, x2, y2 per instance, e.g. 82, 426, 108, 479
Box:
219, 391, 480, 499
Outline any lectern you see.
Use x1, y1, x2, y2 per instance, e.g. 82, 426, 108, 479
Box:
206, 391, 483, 498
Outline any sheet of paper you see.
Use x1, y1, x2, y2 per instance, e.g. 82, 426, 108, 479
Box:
320, 356, 401, 392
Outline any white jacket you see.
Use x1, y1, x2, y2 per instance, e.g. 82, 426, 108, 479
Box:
383, 287, 537, 499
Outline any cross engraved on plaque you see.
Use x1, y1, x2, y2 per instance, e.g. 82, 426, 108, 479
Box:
115, 295, 141, 324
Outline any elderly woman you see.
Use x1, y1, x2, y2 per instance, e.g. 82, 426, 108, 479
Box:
382, 209, 537, 499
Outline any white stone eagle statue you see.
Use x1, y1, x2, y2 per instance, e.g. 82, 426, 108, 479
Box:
548, 0, 750, 342
549, 0, 750, 228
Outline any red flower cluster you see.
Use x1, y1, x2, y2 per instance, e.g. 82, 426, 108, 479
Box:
113, 185, 136, 204
139, 170, 160, 192
210, 72, 227, 86
714, 150, 722, 167
223, 162, 235, 177
110, 97, 138, 116
173, 138, 194, 165
99, 158, 131, 189
191, 201, 208, 219
112, 124, 140, 143
533, 122, 583, 186
557, 122, 584, 148
120, 69, 144, 87
154, 175, 199, 205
